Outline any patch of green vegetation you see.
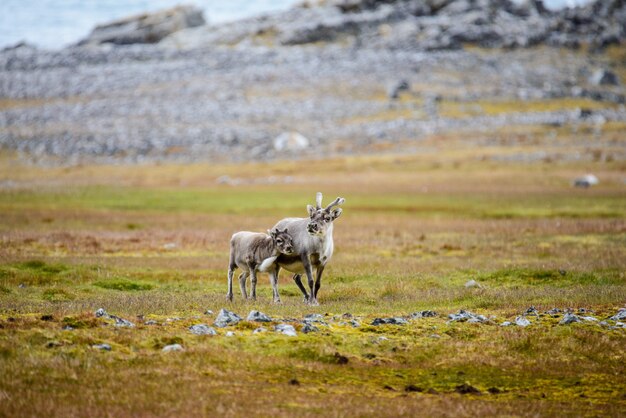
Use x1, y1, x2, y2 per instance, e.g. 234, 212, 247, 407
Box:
93, 279, 154, 291
478, 268, 619, 287
42, 288, 75, 301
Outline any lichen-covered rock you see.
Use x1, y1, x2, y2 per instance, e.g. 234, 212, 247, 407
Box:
515, 316, 531, 327
78, 5, 205, 46
247, 310, 272, 322
610, 308, 626, 321
560, 313, 581, 325
371, 317, 408, 325
214, 309, 242, 327
448, 310, 488, 323
162, 343, 183, 352
189, 324, 217, 335
302, 323, 319, 333
275, 324, 297, 336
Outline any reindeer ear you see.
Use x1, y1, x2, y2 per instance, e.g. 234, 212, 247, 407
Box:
307, 205, 316, 217
331, 208, 343, 220
282, 228, 289, 234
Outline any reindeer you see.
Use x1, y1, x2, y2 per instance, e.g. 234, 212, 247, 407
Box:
272, 192, 345, 305
226, 228, 293, 302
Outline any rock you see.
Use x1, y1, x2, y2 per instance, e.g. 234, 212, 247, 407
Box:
342, 312, 353, 319
273, 132, 310, 152
429, 334, 441, 339
111, 315, 135, 327
92, 343, 111, 351
545, 308, 561, 316
205, 310, 214, 315
253, 327, 267, 334
40, 314, 54, 321
377, 336, 389, 342
214, 309, 242, 327
78, 5, 205, 46
573, 174, 599, 188
500, 321, 512, 327
18, 283, 26, 288
525, 306, 539, 316
448, 310, 488, 323
580, 316, 598, 322
225, 331, 235, 337
247, 310, 272, 322
560, 313, 581, 325
275, 324, 297, 336
464, 279, 481, 288
189, 324, 217, 335
347, 319, 361, 327
610, 308, 626, 321
162, 343, 184, 352
515, 316, 531, 327
303, 313, 325, 322
405, 384, 424, 392
387, 79, 410, 99
589, 69, 620, 86
144, 320, 158, 325
302, 323, 319, 333
95, 308, 108, 318
455, 383, 481, 395
163, 242, 177, 250
410, 310, 438, 319
371, 317, 408, 326
613, 322, 625, 328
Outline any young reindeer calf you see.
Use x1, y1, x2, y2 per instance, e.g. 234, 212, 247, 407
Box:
226, 228, 293, 302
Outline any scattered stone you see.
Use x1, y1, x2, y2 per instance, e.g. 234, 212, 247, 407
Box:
163, 242, 177, 250
347, 319, 360, 327
112, 316, 135, 327
162, 343, 184, 352
429, 334, 441, 339
464, 279, 481, 288
560, 313, 582, 325
288, 378, 300, 386
275, 324, 297, 336
545, 308, 562, 316
165, 317, 182, 322
455, 383, 481, 395
410, 310, 438, 319
341, 313, 353, 319
273, 132, 310, 152
387, 79, 410, 99
144, 320, 158, 325
383, 385, 396, 391
18, 283, 26, 288
214, 309, 242, 327
612, 322, 625, 329
500, 321, 512, 327
205, 310, 214, 315
525, 306, 539, 316
371, 317, 408, 326
78, 5, 205, 46
405, 384, 423, 392
62, 325, 74, 331
303, 313, 325, 322
302, 323, 319, 333
247, 310, 272, 322
95, 308, 108, 318
589, 69, 620, 86
225, 331, 235, 337
92, 343, 111, 351
515, 316, 531, 327
189, 324, 217, 335
253, 327, 267, 334
580, 316, 598, 322
376, 336, 389, 342
609, 308, 626, 321
573, 174, 599, 188
448, 310, 488, 323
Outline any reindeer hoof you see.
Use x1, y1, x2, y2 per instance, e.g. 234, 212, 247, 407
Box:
226, 294, 233, 302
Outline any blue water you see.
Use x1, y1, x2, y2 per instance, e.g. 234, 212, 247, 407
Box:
0, 0, 593, 50
0, 0, 299, 50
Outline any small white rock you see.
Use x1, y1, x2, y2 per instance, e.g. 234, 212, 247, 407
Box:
162, 344, 184, 352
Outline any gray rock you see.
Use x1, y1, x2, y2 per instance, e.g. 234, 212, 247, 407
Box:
205, 309, 214, 315
302, 323, 319, 333
214, 309, 242, 327
545, 308, 561, 316
304, 313, 325, 323
92, 343, 111, 351
78, 5, 205, 46
580, 316, 598, 322
348, 319, 361, 327
410, 310, 438, 319
95, 308, 108, 318
589, 69, 620, 86
275, 324, 297, 336
253, 327, 267, 334
500, 321, 512, 327
609, 308, 626, 321
189, 324, 217, 335
515, 316, 531, 327
560, 313, 581, 325
273, 132, 310, 152
573, 174, 599, 188
371, 317, 408, 326
387, 79, 410, 99
111, 315, 135, 328
246, 310, 272, 322
464, 279, 481, 288
162, 343, 184, 352
525, 306, 539, 316
144, 320, 158, 325
448, 310, 488, 323
225, 331, 235, 337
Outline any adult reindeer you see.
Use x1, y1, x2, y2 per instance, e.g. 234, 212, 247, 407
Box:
272, 192, 345, 305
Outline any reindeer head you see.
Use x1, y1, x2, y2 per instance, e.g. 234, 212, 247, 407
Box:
269, 228, 294, 255
306, 192, 345, 237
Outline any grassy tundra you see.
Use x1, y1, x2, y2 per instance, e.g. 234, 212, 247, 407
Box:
0, 144, 625, 417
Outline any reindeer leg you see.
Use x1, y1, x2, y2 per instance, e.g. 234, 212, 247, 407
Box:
314, 264, 325, 299
301, 254, 317, 305
292, 274, 309, 301
227, 266, 235, 301
238, 272, 248, 299
249, 268, 258, 301
270, 267, 281, 303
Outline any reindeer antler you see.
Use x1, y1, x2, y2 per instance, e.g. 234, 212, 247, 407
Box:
325, 197, 345, 211
315, 192, 323, 209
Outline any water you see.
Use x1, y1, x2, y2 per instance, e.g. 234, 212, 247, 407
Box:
0, 0, 594, 50
0, 0, 299, 50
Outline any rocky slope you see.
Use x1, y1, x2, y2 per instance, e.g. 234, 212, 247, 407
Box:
0, 0, 624, 164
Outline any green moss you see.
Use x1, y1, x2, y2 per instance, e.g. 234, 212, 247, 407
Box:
42, 288, 75, 301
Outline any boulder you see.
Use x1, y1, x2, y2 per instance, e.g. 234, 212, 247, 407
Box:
371, 317, 408, 325
448, 309, 488, 323
275, 324, 298, 336
214, 309, 242, 327
78, 5, 205, 46
559, 313, 581, 325
515, 316, 531, 327
162, 343, 184, 352
589, 69, 620, 86
247, 310, 272, 322
302, 323, 319, 333
273, 132, 310, 152
189, 324, 217, 335
610, 308, 626, 321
